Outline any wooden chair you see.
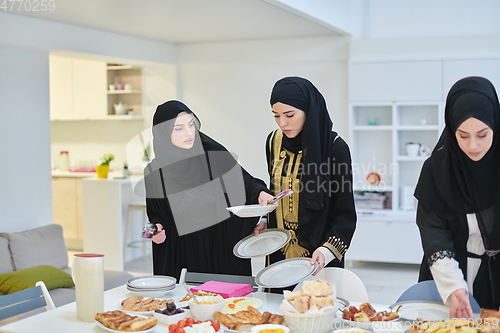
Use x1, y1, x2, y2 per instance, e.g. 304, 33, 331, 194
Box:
178, 268, 262, 292
0, 281, 55, 321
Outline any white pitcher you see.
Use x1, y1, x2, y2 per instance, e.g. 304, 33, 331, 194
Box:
72, 253, 104, 322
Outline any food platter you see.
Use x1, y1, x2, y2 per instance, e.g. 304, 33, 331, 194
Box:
233, 229, 291, 258
222, 297, 264, 314
255, 257, 317, 288
335, 303, 399, 329
396, 301, 450, 321
226, 204, 277, 218
95, 314, 156, 333
118, 303, 154, 316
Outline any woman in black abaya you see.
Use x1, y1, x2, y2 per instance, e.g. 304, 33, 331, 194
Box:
415, 76, 500, 318
255, 77, 356, 279
144, 100, 273, 281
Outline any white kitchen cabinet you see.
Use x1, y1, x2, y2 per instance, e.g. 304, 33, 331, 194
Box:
106, 64, 143, 118
49, 56, 142, 121
349, 61, 443, 102
72, 58, 107, 120
52, 177, 84, 250
346, 215, 423, 264
443, 59, 500, 99
349, 102, 443, 212
49, 55, 73, 120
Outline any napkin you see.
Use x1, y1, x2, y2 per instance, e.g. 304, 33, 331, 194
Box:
190, 281, 254, 299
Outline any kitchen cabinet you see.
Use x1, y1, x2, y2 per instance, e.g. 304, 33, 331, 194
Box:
349, 61, 442, 102
49, 56, 142, 121
349, 102, 443, 212
443, 58, 500, 98
52, 177, 84, 250
50, 56, 107, 120
346, 213, 423, 264
106, 64, 143, 118
72, 59, 107, 119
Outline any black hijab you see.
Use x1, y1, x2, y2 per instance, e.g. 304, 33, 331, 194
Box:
415, 76, 500, 250
270, 76, 334, 213
145, 100, 236, 195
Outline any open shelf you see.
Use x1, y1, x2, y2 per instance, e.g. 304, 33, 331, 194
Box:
107, 90, 142, 94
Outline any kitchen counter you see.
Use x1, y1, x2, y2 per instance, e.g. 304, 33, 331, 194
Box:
52, 169, 126, 178
82, 176, 146, 271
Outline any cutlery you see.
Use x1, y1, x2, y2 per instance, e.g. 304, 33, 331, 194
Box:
183, 282, 200, 305
267, 190, 293, 205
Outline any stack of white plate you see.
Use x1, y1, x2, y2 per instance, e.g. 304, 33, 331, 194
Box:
127, 276, 176, 298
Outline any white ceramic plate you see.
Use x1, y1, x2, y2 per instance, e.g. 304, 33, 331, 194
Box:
118, 303, 155, 316
252, 324, 290, 333
222, 297, 263, 314
126, 288, 172, 298
226, 204, 277, 218
255, 257, 318, 288
233, 229, 291, 258
397, 301, 450, 321
127, 275, 176, 289
335, 304, 399, 329
95, 314, 156, 332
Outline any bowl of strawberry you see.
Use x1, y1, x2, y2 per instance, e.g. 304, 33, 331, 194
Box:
168, 317, 222, 333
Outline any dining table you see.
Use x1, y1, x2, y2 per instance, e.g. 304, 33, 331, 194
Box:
0, 283, 405, 333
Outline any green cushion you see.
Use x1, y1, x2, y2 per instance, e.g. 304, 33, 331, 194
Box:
0, 265, 74, 294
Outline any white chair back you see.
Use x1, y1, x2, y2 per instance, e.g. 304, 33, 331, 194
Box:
0, 281, 55, 321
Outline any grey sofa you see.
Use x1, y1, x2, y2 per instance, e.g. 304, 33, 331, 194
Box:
0, 224, 133, 322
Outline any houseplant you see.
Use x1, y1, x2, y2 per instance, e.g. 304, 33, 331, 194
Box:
96, 153, 115, 178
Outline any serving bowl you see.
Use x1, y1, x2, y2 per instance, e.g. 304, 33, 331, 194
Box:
152, 310, 187, 326
190, 295, 225, 321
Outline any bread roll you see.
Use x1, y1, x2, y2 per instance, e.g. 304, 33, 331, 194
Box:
302, 279, 333, 297
309, 295, 334, 309
290, 296, 310, 313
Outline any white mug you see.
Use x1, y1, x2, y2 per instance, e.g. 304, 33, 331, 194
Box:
124, 83, 133, 90
109, 84, 116, 91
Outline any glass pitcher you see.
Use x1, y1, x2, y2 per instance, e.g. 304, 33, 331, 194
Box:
72, 253, 104, 322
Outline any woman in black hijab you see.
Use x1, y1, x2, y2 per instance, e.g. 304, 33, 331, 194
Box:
256, 77, 356, 278
144, 100, 273, 281
415, 76, 500, 317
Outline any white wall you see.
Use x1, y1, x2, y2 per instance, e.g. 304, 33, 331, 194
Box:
364, 0, 500, 39
0, 12, 177, 64
178, 36, 349, 182
0, 12, 177, 233
0, 44, 53, 232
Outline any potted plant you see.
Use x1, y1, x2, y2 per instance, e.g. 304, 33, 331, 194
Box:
96, 153, 115, 179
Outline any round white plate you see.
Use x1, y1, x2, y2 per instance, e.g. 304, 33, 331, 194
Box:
95, 314, 156, 332
222, 297, 263, 314
233, 229, 291, 258
127, 275, 176, 289
335, 304, 399, 329
397, 301, 450, 321
226, 204, 277, 218
255, 257, 318, 288
126, 288, 172, 298
118, 303, 154, 316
